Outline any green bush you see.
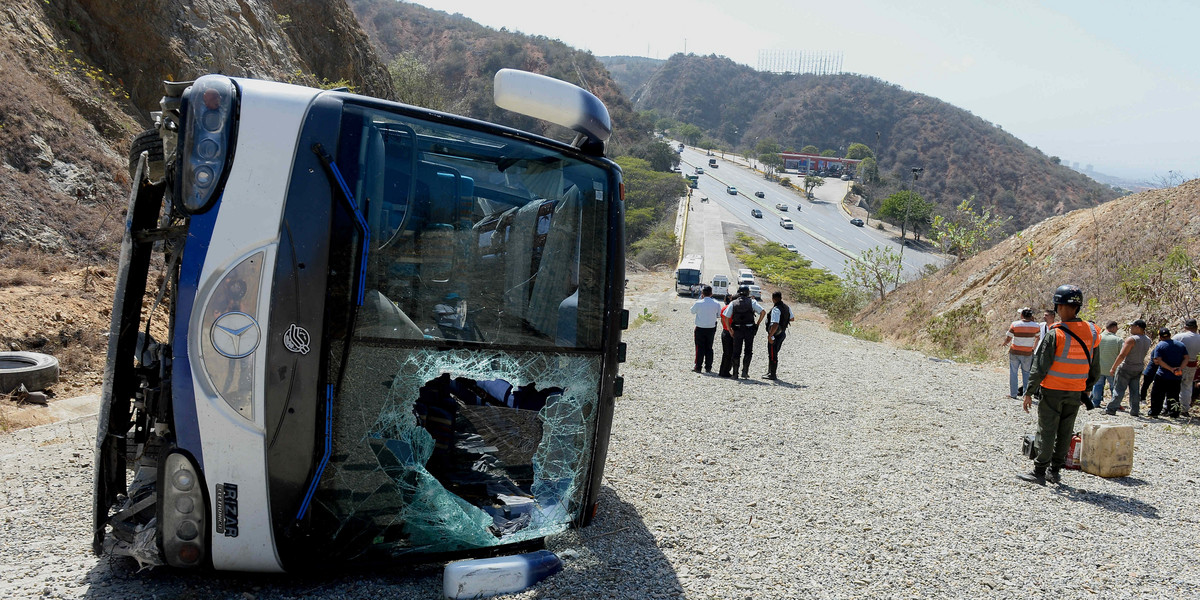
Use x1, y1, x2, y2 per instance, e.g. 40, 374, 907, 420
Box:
925, 299, 988, 360
832, 320, 882, 342
731, 233, 853, 313
631, 225, 678, 267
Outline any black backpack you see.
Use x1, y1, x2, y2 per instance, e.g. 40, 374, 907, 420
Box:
731, 297, 755, 326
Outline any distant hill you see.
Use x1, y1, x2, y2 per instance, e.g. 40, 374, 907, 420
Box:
349, 0, 650, 153
597, 56, 666, 103
607, 53, 1119, 230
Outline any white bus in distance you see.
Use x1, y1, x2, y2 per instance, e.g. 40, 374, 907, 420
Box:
675, 254, 703, 296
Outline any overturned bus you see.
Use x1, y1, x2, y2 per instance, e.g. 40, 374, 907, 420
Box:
94, 69, 626, 571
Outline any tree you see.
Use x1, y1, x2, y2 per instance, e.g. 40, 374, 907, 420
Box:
820, 149, 836, 157
754, 138, 781, 156
856, 157, 879, 183
801, 144, 819, 155
759, 152, 783, 175
930, 196, 1013, 260
803, 174, 824, 197
629, 139, 680, 172
615, 156, 687, 246
844, 246, 902, 301
676, 123, 703, 145
389, 54, 447, 111
845, 143, 874, 160
877, 190, 934, 239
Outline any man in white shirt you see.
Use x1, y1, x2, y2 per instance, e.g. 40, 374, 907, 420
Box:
689, 285, 722, 373
1174, 318, 1200, 414
721, 285, 766, 379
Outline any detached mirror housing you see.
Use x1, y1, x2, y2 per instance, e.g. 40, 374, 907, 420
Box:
493, 69, 611, 152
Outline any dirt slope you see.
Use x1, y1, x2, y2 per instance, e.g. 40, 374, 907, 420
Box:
0, 0, 393, 406
859, 179, 1200, 359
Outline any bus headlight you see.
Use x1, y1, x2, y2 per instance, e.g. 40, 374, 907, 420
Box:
179, 75, 238, 214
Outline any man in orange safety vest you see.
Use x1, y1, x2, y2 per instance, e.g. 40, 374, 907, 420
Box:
1018, 284, 1099, 485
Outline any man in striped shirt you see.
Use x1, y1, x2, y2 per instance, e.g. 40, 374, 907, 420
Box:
1003, 307, 1041, 399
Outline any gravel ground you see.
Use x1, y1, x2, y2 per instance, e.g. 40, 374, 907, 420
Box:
2, 273, 1199, 599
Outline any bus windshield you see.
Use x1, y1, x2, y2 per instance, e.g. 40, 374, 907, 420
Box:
300, 103, 618, 560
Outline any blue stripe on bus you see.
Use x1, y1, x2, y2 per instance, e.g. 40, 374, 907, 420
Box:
326, 160, 370, 306
295, 384, 334, 521
171, 196, 222, 469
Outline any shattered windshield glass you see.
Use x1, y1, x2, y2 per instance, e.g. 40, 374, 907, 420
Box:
300, 104, 614, 559
310, 347, 600, 558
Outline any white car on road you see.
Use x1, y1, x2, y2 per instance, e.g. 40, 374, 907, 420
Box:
780, 218, 794, 229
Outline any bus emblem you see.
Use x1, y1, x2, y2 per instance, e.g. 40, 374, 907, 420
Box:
211, 312, 260, 359
283, 323, 310, 355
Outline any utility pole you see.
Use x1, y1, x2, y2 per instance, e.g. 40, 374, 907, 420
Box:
897, 166, 923, 286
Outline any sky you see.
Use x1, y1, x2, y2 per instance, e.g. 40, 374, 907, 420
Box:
407, 0, 1198, 183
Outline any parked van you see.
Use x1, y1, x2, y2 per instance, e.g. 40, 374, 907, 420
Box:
711, 274, 730, 298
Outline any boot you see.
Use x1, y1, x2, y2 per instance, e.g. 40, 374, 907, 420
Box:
1046, 468, 1062, 484
741, 368, 750, 379
1017, 466, 1046, 484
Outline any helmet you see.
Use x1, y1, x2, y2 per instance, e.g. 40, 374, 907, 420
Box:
1020, 307, 1033, 319
1052, 284, 1083, 307
737, 285, 750, 296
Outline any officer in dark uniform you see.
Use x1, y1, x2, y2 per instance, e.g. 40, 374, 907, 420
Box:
718, 294, 736, 377
764, 291, 794, 380
1019, 284, 1099, 484
723, 285, 766, 379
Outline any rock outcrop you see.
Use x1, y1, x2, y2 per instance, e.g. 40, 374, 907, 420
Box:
0, 0, 394, 263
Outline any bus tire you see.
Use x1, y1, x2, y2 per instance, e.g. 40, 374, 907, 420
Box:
0, 351, 60, 393
128, 128, 165, 184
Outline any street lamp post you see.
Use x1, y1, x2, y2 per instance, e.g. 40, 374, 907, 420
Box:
896, 166, 923, 284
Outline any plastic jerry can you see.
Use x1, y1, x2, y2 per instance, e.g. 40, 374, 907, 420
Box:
443, 549, 563, 599
1080, 422, 1134, 478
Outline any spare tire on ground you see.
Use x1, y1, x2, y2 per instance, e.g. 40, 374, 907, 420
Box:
0, 352, 60, 394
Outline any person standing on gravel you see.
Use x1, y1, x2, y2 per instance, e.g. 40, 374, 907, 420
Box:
764, 291, 794, 380
1038, 309, 1056, 342
690, 285, 722, 373
1105, 319, 1152, 416
718, 294, 736, 378
723, 285, 765, 379
1172, 318, 1200, 415
1090, 321, 1123, 407
1020, 285, 1099, 485
1002, 307, 1041, 398
1148, 327, 1186, 418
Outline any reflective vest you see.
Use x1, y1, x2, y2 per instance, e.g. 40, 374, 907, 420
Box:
1040, 320, 1099, 391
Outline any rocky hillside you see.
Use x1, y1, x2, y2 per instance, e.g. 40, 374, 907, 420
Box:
859, 179, 1200, 359
612, 53, 1119, 231
0, 0, 394, 392
596, 55, 665, 101
1, 0, 393, 263
348, 0, 651, 153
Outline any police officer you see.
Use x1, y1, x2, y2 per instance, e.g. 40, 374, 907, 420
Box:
718, 294, 736, 378
764, 291, 793, 380
722, 285, 766, 379
1019, 284, 1099, 484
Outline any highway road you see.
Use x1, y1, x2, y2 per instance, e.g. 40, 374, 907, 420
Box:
675, 144, 943, 277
